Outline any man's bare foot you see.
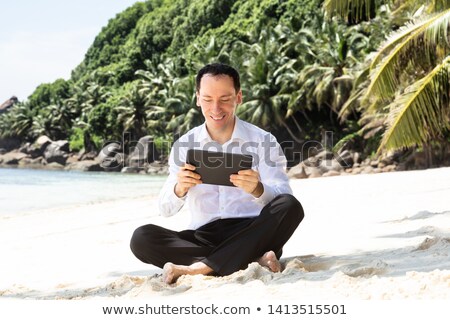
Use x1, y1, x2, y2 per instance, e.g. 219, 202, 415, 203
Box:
162, 263, 185, 284
162, 262, 214, 284
257, 251, 282, 272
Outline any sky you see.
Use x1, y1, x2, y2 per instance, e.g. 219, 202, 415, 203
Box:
0, 0, 141, 102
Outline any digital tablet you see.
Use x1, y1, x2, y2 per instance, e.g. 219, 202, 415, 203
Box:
186, 149, 253, 187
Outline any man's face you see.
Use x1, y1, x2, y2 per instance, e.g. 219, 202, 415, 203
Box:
196, 74, 242, 135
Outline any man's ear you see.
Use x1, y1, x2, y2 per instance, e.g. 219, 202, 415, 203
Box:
196, 91, 200, 107
236, 90, 243, 105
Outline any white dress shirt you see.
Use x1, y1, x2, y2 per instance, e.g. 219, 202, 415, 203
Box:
158, 116, 292, 230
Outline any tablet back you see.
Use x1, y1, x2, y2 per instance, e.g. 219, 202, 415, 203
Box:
186, 149, 253, 187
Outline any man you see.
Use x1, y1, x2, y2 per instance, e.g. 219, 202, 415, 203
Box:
130, 63, 304, 284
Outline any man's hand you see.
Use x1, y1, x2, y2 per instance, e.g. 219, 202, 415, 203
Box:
174, 163, 202, 198
230, 169, 264, 198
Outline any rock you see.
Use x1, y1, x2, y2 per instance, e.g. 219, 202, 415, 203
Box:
66, 155, 80, 165
121, 166, 139, 174
303, 156, 321, 168
56, 140, 70, 153
65, 160, 103, 172
0, 148, 6, 155
353, 163, 360, 168
315, 150, 334, 161
378, 161, 386, 169
0, 152, 28, 165
352, 167, 363, 174
319, 158, 343, 172
36, 136, 52, 149
147, 161, 169, 175
0, 96, 18, 113
382, 164, 397, 172
45, 162, 65, 170
322, 170, 341, 177
43, 140, 70, 165
336, 150, 354, 168
353, 152, 361, 164
27, 136, 53, 158
19, 143, 30, 154
362, 166, 374, 174
18, 156, 43, 168
287, 164, 308, 179
80, 151, 98, 161
127, 136, 160, 169
97, 142, 124, 172
373, 168, 382, 174
370, 160, 379, 168
306, 167, 323, 178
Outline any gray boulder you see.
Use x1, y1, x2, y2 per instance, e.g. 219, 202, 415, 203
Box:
43, 140, 70, 165
65, 160, 103, 172
121, 166, 139, 174
27, 135, 53, 158
335, 150, 354, 168
287, 164, 308, 179
127, 136, 160, 169
0, 152, 28, 165
19, 156, 44, 168
97, 142, 124, 172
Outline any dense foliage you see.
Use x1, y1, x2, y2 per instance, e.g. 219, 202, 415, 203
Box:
1, 0, 448, 162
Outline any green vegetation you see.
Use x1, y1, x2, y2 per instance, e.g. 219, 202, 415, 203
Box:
1, 0, 448, 162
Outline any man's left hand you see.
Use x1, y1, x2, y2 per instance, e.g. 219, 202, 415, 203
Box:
230, 169, 264, 198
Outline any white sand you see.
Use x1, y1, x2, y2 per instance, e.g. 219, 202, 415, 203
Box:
0, 167, 449, 300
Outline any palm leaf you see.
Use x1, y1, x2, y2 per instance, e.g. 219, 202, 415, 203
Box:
363, 9, 450, 105
324, 0, 385, 22
378, 55, 450, 152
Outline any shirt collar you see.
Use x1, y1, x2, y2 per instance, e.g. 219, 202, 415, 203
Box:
197, 116, 251, 144
230, 116, 251, 142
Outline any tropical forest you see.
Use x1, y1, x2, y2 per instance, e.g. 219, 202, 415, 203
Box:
1, 0, 449, 173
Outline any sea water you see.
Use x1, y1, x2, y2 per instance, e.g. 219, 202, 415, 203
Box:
0, 168, 167, 216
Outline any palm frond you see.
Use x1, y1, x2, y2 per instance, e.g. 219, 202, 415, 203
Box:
378, 55, 450, 152
363, 9, 450, 104
324, 0, 384, 22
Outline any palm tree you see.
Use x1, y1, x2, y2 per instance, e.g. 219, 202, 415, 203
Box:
285, 14, 377, 138
137, 58, 202, 136
232, 26, 303, 142
70, 75, 111, 152
165, 75, 202, 134
338, 4, 450, 152
324, 0, 385, 23
10, 102, 36, 139
116, 82, 151, 139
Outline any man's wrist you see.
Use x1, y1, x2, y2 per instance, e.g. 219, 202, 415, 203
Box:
251, 182, 264, 198
174, 183, 187, 198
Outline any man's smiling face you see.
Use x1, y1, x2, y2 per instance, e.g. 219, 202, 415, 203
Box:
196, 74, 242, 141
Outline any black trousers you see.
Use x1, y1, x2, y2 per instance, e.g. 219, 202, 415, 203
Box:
130, 194, 304, 276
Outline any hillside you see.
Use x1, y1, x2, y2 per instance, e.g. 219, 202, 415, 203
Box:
0, 0, 448, 168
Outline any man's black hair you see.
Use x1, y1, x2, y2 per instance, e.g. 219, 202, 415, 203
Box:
196, 63, 241, 93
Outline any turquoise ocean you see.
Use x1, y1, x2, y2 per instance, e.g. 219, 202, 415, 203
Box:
0, 168, 167, 216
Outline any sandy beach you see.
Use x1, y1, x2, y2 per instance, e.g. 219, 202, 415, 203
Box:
0, 167, 449, 300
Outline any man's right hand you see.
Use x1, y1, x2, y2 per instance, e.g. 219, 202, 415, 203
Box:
174, 163, 202, 198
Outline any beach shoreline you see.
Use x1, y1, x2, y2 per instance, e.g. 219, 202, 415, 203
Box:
1, 167, 449, 300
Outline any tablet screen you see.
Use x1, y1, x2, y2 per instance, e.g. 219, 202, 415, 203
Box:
186, 149, 253, 187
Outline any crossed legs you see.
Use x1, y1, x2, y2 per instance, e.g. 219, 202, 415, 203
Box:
130, 194, 304, 284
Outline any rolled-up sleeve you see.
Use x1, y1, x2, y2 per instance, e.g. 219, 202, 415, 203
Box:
158, 141, 187, 217
252, 133, 292, 206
